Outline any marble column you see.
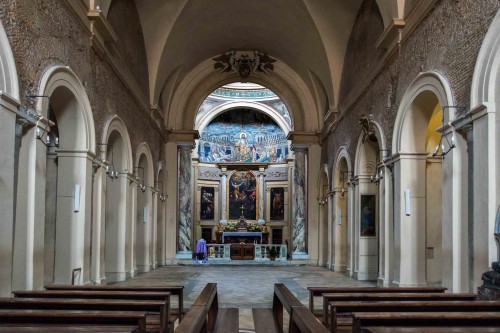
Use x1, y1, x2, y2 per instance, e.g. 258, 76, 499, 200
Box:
220, 167, 228, 222
258, 167, 265, 221
177, 144, 194, 255
291, 145, 308, 258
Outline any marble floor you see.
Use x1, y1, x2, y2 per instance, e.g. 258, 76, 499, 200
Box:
115, 264, 375, 331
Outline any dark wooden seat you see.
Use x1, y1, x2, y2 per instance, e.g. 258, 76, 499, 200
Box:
307, 286, 446, 321
0, 309, 147, 333
45, 284, 185, 322
329, 300, 500, 333
0, 297, 171, 333
174, 283, 238, 333
253, 283, 328, 333
13, 290, 170, 301
351, 312, 500, 333
360, 326, 500, 333
0, 325, 139, 332
322, 292, 477, 327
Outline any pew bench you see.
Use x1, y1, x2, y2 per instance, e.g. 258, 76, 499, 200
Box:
175, 283, 239, 333
322, 292, 477, 327
45, 284, 186, 322
351, 312, 500, 333
252, 283, 328, 333
0, 309, 148, 333
329, 300, 500, 333
0, 297, 171, 333
0, 325, 139, 332
361, 327, 500, 333
307, 286, 446, 321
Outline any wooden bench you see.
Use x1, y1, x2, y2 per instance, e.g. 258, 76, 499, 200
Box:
0, 297, 171, 333
307, 286, 446, 321
351, 312, 500, 333
175, 283, 239, 333
0, 309, 147, 333
45, 284, 185, 322
252, 283, 328, 333
360, 326, 500, 332
329, 300, 500, 333
322, 292, 477, 328
0, 325, 139, 332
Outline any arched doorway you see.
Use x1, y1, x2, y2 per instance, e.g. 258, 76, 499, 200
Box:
393, 88, 446, 286
333, 157, 349, 272
135, 146, 153, 273
318, 169, 329, 267
103, 129, 129, 282
353, 133, 380, 280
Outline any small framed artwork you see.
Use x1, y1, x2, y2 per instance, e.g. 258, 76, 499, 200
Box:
360, 194, 376, 237
270, 187, 285, 221
200, 187, 215, 220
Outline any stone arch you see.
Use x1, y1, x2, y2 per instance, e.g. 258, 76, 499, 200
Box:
195, 101, 293, 134
156, 165, 167, 267
469, 9, 500, 289
332, 147, 353, 274
100, 115, 133, 282
392, 72, 453, 154
164, 57, 321, 133
391, 71, 461, 288
0, 20, 19, 100
37, 65, 96, 152
134, 142, 155, 273
317, 164, 330, 267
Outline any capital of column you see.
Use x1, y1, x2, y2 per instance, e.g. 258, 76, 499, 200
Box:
287, 131, 319, 151
166, 129, 199, 144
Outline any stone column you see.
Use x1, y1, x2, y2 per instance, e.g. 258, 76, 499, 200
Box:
291, 144, 308, 258
258, 166, 265, 221
220, 166, 228, 222
177, 143, 194, 256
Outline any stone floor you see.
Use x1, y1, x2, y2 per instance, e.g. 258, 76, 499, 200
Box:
115, 264, 375, 331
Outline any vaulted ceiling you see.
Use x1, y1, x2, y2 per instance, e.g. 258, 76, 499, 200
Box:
99, 0, 405, 131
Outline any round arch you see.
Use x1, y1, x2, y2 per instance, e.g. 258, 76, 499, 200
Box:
102, 115, 134, 173
0, 20, 19, 100
164, 57, 322, 132
37, 65, 96, 152
195, 100, 293, 134
135, 142, 155, 187
392, 71, 454, 154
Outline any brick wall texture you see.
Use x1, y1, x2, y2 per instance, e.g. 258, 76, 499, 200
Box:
324, 0, 499, 176
0, 0, 163, 174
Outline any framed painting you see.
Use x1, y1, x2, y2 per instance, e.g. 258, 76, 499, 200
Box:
200, 187, 215, 220
228, 170, 257, 220
360, 194, 376, 237
270, 187, 285, 220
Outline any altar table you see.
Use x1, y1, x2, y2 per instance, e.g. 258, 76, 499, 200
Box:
221, 231, 262, 244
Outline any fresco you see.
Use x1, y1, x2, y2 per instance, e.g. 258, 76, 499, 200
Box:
198, 109, 288, 163
270, 187, 285, 220
228, 170, 257, 220
200, 187, 215, 220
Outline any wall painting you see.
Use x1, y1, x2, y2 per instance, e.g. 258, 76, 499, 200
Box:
228, 170, 257, 220
200, 187, 215, 220
360, 194, 376, 237
270, 187, 285, 220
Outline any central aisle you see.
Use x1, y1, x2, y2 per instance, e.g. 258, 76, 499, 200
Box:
114, 265, 374, 331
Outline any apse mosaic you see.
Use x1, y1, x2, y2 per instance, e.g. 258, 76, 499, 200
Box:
198, 109, 288, 163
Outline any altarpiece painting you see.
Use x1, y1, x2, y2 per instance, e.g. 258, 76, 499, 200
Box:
228, 170, 257, 220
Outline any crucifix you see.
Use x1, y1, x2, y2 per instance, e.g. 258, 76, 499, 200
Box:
240, 205, 245, 217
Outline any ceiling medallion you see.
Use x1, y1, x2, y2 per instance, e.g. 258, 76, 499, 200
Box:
212, 50, 276, 82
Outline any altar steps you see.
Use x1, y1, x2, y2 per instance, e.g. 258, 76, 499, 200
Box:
178, 259, 304, 266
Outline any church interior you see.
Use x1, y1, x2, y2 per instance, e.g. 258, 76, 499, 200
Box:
1, 0, 500, 330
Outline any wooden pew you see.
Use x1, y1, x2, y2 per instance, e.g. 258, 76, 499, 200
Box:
175, 283, 239, 333
361, 326, 500, 332
252, 283, 328, 333
351, 312, 500, 333
329, 300, 500, 333
13, 290, 170, 302
0, 309, 147, 333
307, 286, 446, 321
0, 297, 170, 333
0, 325, 139, 332
322, 292, 477, 328
45, 284, 185, 322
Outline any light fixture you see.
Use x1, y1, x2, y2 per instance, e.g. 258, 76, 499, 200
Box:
317, 185, 329, 206
36, 127, 59, 148
134, 167, 146, 192
156, 181, 167, 203
431, 106, 465, 158
96, 143, 119, 180
347, 177, 358, 187
370, 169, 384, 184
